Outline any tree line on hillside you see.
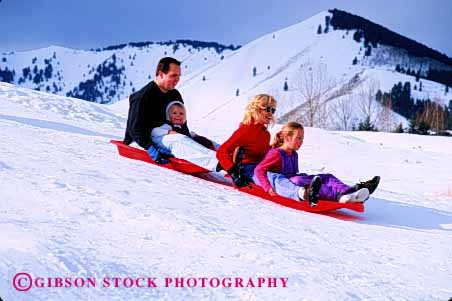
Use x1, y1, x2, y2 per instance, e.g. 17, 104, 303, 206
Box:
66, 54, 125, 104
376, 82, 452, 135
395, 64, 452, 88
327, 8, 452, 66
97, 40, 240, 54
0, 66, 14, 83
0, 54, 63, 93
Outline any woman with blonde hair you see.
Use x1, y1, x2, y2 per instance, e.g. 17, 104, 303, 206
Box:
254, 122, 380, 205
216, 94, 277, 187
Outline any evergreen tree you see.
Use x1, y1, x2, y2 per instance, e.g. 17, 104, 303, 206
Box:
352, 57, 358, 65
252, 67, 257, 77
317, 25, 322, 34
446, 85, 449, 94
375, 89, 382, 102
415, 69, 421, 81
401, 82, 412, 117
408, 118, 416, 134
395, 123, 404, 133
44, 63, 53, 80
419, 81, 423, 91
408, 117, 430, 134
324, 16, 330, 33
417, 121, 430, 135
236, 89, 239, 96
444, 105, 452, 130
446, 100, 452, 130
0, 67, 15, 83
358, 116, 376, 131
202, 76, 206, 81
283, 81, 288, 91
445, 100, 452, 130
391, 82, 403, 114
353, 30, 363, 42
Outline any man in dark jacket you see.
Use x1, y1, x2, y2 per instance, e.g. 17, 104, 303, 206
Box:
123, 57, 189, 150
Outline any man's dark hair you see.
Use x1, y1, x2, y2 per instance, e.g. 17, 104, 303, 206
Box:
155, 57, 181, 76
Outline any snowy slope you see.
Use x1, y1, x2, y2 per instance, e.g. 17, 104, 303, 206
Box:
1, 83, 452, 300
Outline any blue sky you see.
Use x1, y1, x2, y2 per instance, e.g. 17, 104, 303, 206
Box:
1, 0, 451, 56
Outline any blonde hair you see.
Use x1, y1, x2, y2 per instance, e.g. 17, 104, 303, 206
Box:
271, 122, 304, 148
242, 94, 277, 125
166, 101, 186, 122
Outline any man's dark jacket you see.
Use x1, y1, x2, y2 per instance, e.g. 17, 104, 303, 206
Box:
123, 81, 187, 149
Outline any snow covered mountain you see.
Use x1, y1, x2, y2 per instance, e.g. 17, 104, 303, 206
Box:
179, 9, 452, 132
0, 40, 238, 104
1, 9, 452, 132
1, 81, 452, 300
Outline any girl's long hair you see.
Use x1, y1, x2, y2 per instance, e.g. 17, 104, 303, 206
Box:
242, 94, 277, 125
271, 122, 304, 148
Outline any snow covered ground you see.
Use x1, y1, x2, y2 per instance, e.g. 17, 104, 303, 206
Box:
1, 82, 452, 300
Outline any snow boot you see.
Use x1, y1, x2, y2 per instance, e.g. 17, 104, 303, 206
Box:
355, 176, 380, 194
298, 176, 321, 207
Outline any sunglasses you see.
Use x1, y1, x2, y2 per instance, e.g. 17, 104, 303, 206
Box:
262, 106, 276, 114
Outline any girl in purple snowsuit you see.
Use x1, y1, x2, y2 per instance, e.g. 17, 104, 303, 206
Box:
253, 122, 379, 204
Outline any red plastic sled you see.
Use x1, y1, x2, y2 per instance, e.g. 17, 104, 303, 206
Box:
237, 184, 364, 213
111, 140, 209, 174
111, 140, 364, 213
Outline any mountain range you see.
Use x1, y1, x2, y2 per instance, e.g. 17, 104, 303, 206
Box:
1, 9, 451, 132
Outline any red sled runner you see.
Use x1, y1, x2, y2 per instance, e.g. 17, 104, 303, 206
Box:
111, 140, 364, 213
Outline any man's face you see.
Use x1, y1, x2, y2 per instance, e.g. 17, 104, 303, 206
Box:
157, 63, 181, 92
